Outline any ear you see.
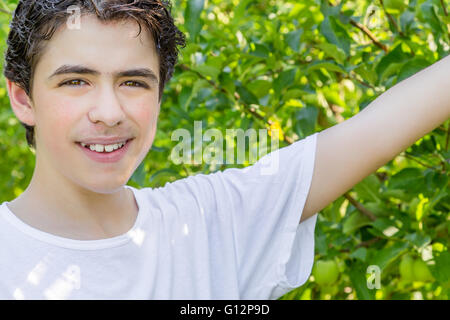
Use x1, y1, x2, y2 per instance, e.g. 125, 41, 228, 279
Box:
6, 79, 36, 126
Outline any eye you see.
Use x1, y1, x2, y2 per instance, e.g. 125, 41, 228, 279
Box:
123, 80, 148, 88
59, 79, 148, 88
60, 79, 87, 87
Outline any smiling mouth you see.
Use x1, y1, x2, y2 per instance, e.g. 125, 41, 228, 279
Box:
75, 138, 134, 163
79, 139, 128, 150
75, 138, 133, 152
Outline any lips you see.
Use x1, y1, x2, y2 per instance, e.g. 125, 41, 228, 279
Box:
77, 139, 132, 149
76, 137, 134, 145
76, 138, 134, 163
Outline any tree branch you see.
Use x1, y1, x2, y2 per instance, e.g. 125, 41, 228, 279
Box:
0, 8, 11, 15
441, 0, 448, 16
326, 0, 389, 53
379, 0, 406, 37
343, 192, 377, 221
401, 153, 444, 173
331, 236, 383, 253
349, 19, 389, 53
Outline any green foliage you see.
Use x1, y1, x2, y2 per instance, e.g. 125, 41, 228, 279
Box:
0, 0, 449, 300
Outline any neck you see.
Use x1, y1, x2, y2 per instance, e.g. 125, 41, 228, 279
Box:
8, 158, 138, 240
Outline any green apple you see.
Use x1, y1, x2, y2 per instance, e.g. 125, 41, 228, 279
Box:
399, 254, 415, 282
321, 284, 339, 295
413, 259, 434, 282
319, 284, 338, 299
312, 260, 339, 286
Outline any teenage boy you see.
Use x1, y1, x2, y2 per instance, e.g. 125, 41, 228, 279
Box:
0, 0, 449, 300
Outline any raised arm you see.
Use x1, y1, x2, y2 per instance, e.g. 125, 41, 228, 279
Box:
300, 54, 450, 223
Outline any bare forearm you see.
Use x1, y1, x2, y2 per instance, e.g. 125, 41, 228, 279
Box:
304, 54, 450, 219
354, 53, 450, 163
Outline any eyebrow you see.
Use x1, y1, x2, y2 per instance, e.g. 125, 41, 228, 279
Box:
48, 64, 159, 85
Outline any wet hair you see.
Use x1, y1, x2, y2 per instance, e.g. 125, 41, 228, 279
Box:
2, 0, 186, 149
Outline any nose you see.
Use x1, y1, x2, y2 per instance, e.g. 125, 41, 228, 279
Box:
88, 85, 126, 127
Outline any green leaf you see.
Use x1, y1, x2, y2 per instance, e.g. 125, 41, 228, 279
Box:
315, 229, 328, 256
295, 106, 318, 138
283, 88, 306, 101
404, 232, 431, 250
363, 202, 391, 217
343, 211, 372, 235
396, 58, 431, 83
322, 87, 346, 107
236, 84, 259, 105
431, 251, 450, 283
388, 168, 424, 194
353, 64, 378, 85
431, 171, 448, 190
368, 241, 409, 270
130, 161, 147, 186
185, 0, 205, 41
347, 261, 375, 300
420, 2, 444, 34
319, 16, 351, 56
371, 217, 396, 232
247, 80, 272, 99
285, 29, 303, 52
382, 188, 411, 202
219, 73, 236, 97
375, 44, 409, 84
423, 187, 449, 216
179, 86, 193, 111
172, 104, 193, 122
191, 64, 221, 82
306, 60, 347, 75
399, 9, 416, 34
316, 42, 347, 65
353, 174, 382, 204
320, 0, 343, 18
350, 247, 368, 262
233, 0, 253, 23
249, 43, 270, 58
274, 68, 297, 97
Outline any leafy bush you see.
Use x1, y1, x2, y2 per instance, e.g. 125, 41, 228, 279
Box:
0, 0, 448, 299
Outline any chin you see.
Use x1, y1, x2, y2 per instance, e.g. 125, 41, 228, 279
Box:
76, 176, 130, 194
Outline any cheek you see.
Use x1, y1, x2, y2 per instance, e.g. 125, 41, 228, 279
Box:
134, 102, 159, 158
39, 100, 79, 153
136, 102, 159, 135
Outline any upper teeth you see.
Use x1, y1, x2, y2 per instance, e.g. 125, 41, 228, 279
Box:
80, 141, 126, 152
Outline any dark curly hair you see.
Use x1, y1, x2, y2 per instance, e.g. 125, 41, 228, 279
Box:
2, 0, 186, 149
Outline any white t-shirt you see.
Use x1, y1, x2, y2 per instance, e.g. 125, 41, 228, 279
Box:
0, 132, 319, 300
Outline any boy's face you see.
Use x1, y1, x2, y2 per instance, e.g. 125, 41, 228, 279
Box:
8, 14, 161, 194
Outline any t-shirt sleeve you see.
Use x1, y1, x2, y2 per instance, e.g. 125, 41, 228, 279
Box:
203, 132, 319, 299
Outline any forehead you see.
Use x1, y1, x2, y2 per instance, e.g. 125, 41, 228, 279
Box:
35, 14, 159, 79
